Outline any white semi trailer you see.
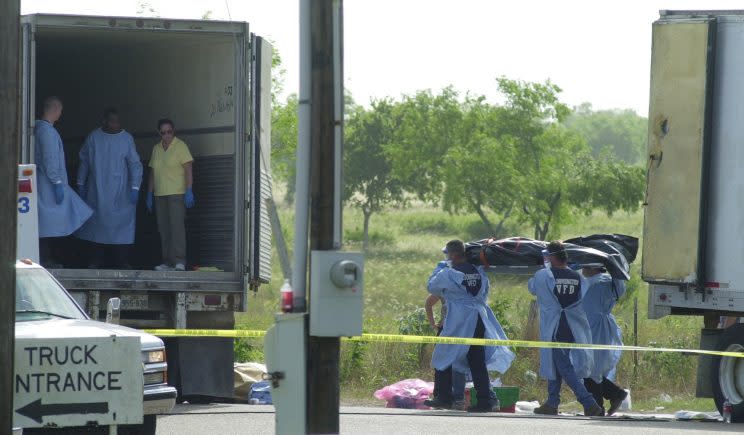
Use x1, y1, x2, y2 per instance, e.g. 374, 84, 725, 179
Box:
18, 14, 273, 401
643, 9, 744, 422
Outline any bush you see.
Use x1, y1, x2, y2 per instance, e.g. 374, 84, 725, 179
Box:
489, 297, 516, 337
397, 307, 435, 336
234, 339, 264, 363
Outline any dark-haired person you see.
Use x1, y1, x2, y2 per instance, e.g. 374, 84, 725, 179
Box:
76, 108, 142, 269
528, 241, 603, 416
146, 118, 195, 272
425, 239, 514, 412
34, 96, 93, 267
582, 265, 628, 416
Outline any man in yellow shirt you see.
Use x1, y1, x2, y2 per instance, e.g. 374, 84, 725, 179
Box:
146, 118, 195, 271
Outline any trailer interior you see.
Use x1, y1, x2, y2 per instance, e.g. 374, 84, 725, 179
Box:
32, 24, 244, 274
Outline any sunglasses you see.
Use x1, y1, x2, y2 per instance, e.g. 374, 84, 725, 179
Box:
159, 129, 174, 136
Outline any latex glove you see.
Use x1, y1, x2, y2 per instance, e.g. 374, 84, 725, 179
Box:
77, 184, 87, 200
130, 188, 139, 204
146, 191, 154, 213
53, 184, 64, 204
184, 187, 195, 209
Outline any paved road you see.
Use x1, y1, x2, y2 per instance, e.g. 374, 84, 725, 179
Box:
157, 404, 740, 434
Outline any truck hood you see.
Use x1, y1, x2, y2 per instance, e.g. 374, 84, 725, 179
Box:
15, 318, 164, 350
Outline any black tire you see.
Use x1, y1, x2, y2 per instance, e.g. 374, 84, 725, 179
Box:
710, 323, 744, 423
118, 415, 156, 435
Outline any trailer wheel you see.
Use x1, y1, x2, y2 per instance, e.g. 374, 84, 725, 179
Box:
711, 323, 744, 422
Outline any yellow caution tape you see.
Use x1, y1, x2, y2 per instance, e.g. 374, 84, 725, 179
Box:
143, 329, 744, 358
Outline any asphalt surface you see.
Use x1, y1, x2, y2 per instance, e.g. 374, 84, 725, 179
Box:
156, 404, 741, 434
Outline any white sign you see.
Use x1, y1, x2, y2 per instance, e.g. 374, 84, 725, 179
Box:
13, 336, 144, 428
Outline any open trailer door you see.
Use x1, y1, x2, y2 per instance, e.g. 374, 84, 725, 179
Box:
20, 17, 36, 163
642, 17, 717, 289
246, 35, 273, 291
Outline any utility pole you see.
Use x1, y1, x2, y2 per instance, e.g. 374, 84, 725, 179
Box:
306, 0, 344, 433
0, 0, 21, 433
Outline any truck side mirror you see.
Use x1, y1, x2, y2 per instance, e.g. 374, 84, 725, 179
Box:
106, 297, 121, 325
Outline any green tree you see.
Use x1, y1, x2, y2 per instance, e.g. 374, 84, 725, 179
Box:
492, 78, 580, 240
440, 95, 521, 236
565, 103, 647, 164
518, 125, 590, 240
344, 100, 406, 251
569, 150, 646, 217
271, 95, 298, 202
384, 87, 465, 203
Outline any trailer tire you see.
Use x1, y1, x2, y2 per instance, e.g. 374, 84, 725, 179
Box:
711, 323, 744, 422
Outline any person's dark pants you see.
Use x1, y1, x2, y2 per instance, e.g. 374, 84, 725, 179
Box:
546, 348, 597, 409
432, 327, 466, 402
155, 194, 187, 266
89, 242, 131, 269
468, 316, 493, 405
39, 237, 65, 267
584, 377, 626, 409
434, 317, 492, 404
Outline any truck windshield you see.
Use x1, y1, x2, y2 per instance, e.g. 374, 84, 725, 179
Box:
15, 268, 86, 321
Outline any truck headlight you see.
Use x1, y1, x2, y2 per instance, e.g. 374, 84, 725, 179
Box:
144, 350, 165, 363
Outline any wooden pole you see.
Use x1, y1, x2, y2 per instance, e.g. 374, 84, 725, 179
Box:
306, 0, 343, 433
0, 0, 21, 432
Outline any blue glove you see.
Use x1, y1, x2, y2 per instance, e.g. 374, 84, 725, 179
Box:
77, 184, 87, 200
146, 191, 154, 213
130, 188, 139, 204
53, 184, 64, 204
184, 187, 195, 209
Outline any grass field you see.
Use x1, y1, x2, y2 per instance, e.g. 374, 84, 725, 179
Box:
235, 199, 716, 413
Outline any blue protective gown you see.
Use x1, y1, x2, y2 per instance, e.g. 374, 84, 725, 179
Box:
528, 268, 594, 380
33, 120, 92, 238
428, 262, 515, 375
75, 128, 143, 245
582, 273, 626, 381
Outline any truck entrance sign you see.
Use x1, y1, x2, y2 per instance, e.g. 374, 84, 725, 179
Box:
13, 336, 144, 428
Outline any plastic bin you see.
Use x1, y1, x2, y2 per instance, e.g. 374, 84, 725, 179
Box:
469, 386, 520, 412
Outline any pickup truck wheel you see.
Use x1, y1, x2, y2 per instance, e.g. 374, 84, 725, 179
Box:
711, 323, 744, 422
117, 415, 156, 435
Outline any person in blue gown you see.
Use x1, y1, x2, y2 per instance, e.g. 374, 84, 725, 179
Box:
529, 241, 603, 416
425, 239, 515, 412
34, 96, 92, 267
582, 265, 628, 415
75, 108, 143, 268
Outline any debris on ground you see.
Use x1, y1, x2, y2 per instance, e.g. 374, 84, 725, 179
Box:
234, 362, 268, 401
374, 379, 433, 409
674, 410, 722, 421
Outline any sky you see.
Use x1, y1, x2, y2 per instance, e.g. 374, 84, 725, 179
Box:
21, 0, 744, 115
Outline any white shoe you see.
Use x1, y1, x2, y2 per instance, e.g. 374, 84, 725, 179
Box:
174, 263, 186, 271
155, 264, 173, 271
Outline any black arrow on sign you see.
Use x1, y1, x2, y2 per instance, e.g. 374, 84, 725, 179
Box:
15, 398, 109, 424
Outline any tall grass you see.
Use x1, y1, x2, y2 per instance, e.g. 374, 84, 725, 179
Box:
235, 201, 711, 409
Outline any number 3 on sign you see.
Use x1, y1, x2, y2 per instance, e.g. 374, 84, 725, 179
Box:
18, 197, 30, 213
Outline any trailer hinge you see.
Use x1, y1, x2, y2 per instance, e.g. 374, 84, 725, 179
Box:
245, 199, 250, 210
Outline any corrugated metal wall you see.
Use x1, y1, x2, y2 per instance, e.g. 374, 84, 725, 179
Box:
187, 155, 236, 272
